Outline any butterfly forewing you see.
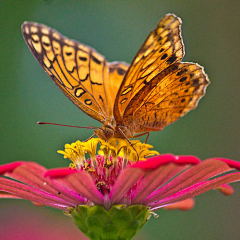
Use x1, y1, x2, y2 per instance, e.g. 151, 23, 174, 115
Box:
22, 22, 127, 123
114, 14, 184, 124
114, 14, 209, 134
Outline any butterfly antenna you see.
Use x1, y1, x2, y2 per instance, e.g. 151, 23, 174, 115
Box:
37, 121, 98, 130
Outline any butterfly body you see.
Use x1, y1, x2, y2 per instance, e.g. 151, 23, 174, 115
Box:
22, 14, 209, 141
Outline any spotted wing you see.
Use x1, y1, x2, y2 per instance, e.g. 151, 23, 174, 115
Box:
22, 22, 129, 123
122, 62, 209, 133
114, 14, 209, 134
114, 14, 184, 124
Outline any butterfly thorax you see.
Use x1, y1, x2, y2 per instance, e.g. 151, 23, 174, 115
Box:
94, 118, 134, 141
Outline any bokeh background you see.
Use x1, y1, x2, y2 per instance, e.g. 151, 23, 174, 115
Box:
1, 1, 239, 239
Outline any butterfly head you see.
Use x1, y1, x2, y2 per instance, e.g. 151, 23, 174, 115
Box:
94, 126, 115, 141
94, 119, 117, 141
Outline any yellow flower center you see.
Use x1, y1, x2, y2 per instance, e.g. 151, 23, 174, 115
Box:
58, 138, 159, 170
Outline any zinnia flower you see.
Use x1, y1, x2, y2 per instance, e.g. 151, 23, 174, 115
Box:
0, 138, 239, 240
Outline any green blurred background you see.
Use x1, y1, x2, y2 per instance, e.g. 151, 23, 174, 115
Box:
1, 1, 239, 239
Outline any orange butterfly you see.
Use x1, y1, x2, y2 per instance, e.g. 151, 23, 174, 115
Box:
22, 14, 209, 141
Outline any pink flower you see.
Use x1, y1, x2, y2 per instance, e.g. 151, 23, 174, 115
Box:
0, 138, 239, 239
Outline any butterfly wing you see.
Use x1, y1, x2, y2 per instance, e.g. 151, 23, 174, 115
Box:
114, 14, 209, 134
22, 22, 128, 123
114, 14, 184, 124
107, 62, 129, 117
122, 63, 209, 133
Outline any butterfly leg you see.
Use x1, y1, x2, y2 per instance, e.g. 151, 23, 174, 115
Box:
144, 132, 150, 143
132, 132, 150, 143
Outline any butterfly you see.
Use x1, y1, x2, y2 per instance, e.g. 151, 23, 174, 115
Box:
22, 14, 209, 141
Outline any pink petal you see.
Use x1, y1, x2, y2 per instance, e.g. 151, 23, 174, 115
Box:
0, 191, 22, 199
4, 163, 85, 205
55, 171, 104, 205
132, 163, 187, 204
131, 154, 200, 170
163, 198, 195, 211
0, 178, 72, 210
215, 184, 234, 196
175, 155, 200, 165
211, 158, 240, 171
109, 167, 144, 204
0, 162, 26, 175
151, 172, 240, 210
144, 159, 232, 205
45, 168, 77, 178
131, 154, 176, 170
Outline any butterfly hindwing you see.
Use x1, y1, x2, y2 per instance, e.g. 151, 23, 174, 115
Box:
123, 63, 209, 133
107, 62, 129, 117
